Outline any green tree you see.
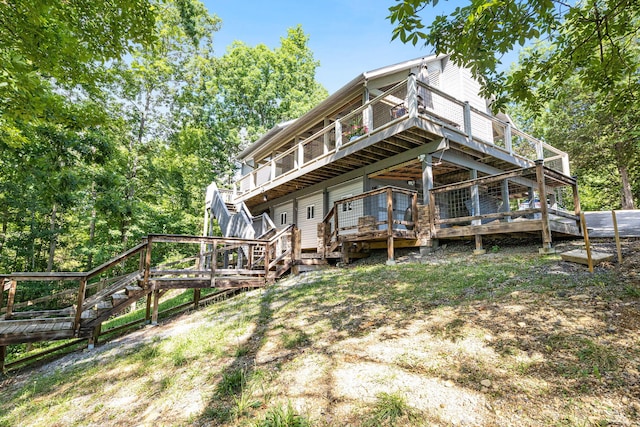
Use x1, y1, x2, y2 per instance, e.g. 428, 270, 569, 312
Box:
388, 0, 640, 208
388, 0, 640, 110
0, 0, 156, 146
511, 75, 639, 209
214, 25, 328, 150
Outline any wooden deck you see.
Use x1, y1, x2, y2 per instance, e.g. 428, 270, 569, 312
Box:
1, 230, 298, 370
0, 319, 76, 346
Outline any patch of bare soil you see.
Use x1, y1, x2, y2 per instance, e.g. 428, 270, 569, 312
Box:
2, 238, 639, 427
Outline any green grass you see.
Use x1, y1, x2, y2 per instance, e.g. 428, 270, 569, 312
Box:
366, 392, 419, 426
254, 403, 311, 427
1, 244, 636, 427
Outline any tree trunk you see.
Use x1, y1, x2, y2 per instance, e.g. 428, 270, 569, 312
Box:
0, 213, 7, 262
87, 182, 97, 269
618, 163, 635, 209
121, 91, 151, 247
47, 203, 57, 272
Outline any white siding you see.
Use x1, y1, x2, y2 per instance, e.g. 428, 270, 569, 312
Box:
273, 202, 293, 228
460, 67, 493, 143
297, 191, 324, 249
328, 178, 363, 236
440, 59, 493, 144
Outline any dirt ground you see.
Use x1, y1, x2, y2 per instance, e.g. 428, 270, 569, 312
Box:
1, 237, 639, 426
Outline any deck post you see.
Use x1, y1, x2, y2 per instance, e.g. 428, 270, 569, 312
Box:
323, 118, 331, 154
411, 192, 418, 232
297, 140, 304, 170
210, 244, 217, 288
143, 238, 153, 323
292, 227, 301, 275
270, 158, 276, 181
501, 179, 512, 222
505, 122, 513, 154
151, 289, 160, 325
193, 289, 201, 309
143, 238, 153, 290
463, 101, 473, 142
335, 120, 343, 149
5, 279, 17, 320
145, 293, 152, 323
73, 277, 87, 335
264, 241, 271, 283
386, 188, 395, 264
407, 74, 418, 118
89, 323, 101, 349
474, 234, 485, 255
420, 154, 433, 205
535, 160, 554, 254
364, 104, 373, 133
470, 170, 481, 226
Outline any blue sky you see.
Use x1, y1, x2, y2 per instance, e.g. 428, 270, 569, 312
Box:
202, 0, 480, 94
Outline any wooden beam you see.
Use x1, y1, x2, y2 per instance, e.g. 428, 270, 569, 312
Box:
151, 290, 160, 325
73, 278, 87, 335
536, 160, 552, 250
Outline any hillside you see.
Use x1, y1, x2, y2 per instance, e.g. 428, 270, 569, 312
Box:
1, 239, 639, 427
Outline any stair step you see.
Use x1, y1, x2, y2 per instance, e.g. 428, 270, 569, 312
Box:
81, 309, 97, 319
296, 264, 329, 273
125, 285, 143, 295
297, 259, 328, 266
112, 293, 129, 302
96, 301, 113, 311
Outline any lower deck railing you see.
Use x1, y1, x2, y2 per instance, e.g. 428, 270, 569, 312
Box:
320, 186, 418, 259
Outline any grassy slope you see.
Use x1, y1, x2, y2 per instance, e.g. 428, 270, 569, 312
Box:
1, 242, 639, 426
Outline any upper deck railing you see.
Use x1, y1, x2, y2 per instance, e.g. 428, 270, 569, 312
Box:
236, 76, 569, 199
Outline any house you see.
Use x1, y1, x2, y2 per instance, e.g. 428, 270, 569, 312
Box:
204, 55, 581, 263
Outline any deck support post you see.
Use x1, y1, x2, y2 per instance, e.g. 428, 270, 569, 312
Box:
73, 278, 87, 335
470, 170, 480, 226
501, 179, 511, 222
6, 280, 17, 320
505, 122, 513, 154
145, 293, 152, 323
292, 227, 301, 275
193, 289, 201, 309
386, 188, 395, 264
420, 153, 437, 252
89, 323, 101, 349
474, 234, 486, 255
264, 241, 271, 284
151, 289, 160, 326
535, 160, 555, 254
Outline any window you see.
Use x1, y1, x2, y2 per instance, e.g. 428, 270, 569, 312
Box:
342, 194, 353, 212
280, 212, 287, 225
306, 205, 315, 220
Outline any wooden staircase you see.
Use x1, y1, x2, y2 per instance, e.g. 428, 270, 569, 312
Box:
0, 228, 300, 368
